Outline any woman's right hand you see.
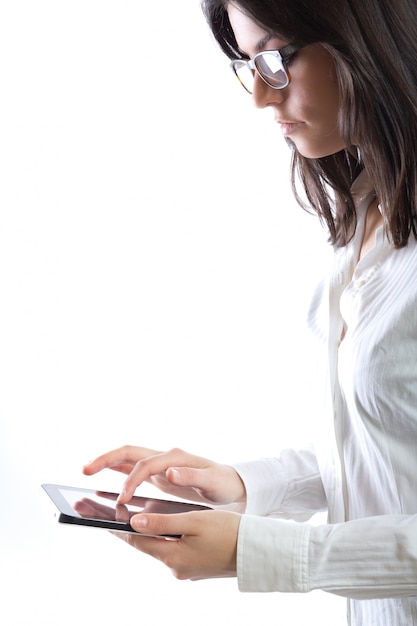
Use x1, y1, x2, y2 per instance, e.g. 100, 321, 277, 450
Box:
82, 445, 247, 507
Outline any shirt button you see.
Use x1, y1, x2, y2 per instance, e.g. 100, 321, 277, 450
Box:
354, 278, 365, 289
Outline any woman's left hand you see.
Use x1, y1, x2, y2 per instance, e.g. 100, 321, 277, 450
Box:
114, 509, 241, 581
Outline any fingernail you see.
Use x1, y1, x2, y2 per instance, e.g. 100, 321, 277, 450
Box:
170, 468, 180, 481
117, 490, 127, 503
131, 515, 148, 530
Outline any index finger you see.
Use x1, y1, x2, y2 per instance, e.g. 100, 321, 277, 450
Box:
82, 445, 161, 476
118, 448, 208, 504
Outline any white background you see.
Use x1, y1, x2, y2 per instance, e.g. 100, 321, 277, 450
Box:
0, 1, 345, 624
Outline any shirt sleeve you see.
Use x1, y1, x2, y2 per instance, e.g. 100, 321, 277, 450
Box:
232, 447, 327, 519
237, 513, 417, 599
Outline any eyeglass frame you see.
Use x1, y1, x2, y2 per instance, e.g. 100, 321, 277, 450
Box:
230, 43, 303, 94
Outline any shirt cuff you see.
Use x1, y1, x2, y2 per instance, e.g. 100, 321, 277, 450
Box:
232, 459, 289, 516
236, 514, 311, 593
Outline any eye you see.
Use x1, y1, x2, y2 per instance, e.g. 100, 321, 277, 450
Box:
280, 43, 302, 68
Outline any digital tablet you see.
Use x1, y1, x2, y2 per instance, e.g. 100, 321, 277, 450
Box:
42, 483, 212, 537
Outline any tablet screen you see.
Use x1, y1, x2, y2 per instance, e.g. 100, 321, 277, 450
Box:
42, 483, 211, 532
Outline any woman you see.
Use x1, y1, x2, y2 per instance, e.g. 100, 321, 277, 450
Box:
83, 1, 417, 624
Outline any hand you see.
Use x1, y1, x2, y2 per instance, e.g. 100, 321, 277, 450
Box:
83, 445, 246, 507
114, 509, 241, 581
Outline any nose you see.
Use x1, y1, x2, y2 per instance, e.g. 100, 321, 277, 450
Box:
252, 73, 287, 109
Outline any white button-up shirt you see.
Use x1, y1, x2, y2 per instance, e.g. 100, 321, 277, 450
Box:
232, 172, 417, 625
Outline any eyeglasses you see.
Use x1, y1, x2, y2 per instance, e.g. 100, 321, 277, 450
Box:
230, 44, 302, 94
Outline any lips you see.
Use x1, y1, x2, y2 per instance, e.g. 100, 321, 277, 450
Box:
277, 121, 304, 136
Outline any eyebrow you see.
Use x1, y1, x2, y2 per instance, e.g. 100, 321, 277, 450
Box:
254, 34, 275, 52
238, 34, 283, 58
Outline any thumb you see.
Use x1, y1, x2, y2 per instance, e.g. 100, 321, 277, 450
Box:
167, 466, 208, 488
130, 511, 196, 537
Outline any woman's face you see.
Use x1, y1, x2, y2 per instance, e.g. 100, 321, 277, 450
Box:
227, 3, 346, 158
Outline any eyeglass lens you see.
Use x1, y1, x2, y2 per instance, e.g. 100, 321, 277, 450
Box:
233, 52, 288, 93
255, 53, 288, 87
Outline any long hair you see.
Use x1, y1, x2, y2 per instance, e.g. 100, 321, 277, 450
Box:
201, 0, 417, 247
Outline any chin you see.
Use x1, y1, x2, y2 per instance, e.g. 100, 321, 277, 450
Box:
292, 140, 347, 159
285, 137, 347, 159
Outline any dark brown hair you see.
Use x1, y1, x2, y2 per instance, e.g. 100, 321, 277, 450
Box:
201, 0, 417, 247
